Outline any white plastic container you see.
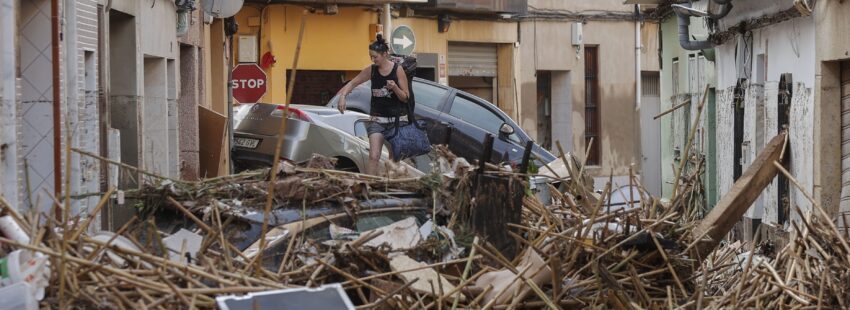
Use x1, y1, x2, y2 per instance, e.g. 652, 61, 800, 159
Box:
0, 250, 49, 300
0, 282, 37, 310
529, 176, 552, 205
0, 216, 30, 244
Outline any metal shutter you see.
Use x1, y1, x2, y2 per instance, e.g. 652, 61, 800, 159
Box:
447, 43, 497, 77
840, 62, 850, 227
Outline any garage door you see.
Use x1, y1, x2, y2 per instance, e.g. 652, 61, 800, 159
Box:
448, 43, 497, 77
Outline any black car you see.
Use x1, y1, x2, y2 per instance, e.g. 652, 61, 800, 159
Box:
327, 78, 557, 167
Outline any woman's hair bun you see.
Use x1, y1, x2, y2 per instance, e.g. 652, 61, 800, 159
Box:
370, 34, 390, 52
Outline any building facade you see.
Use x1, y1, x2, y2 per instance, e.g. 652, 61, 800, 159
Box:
814, 0, 850, 232
658, 5, 718, 205
518, 0, 660, 192
654, 0, 837, 238
233, 0, 659, 191
0, 0, 227, 231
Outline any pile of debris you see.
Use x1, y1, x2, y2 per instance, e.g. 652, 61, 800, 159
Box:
1, 144, 849, 309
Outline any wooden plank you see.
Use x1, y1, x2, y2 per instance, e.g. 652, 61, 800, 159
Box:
692, 132, 787, 259
198, 106, 227, 178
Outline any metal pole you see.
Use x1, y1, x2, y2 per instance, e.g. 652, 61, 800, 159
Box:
227, 34, 234, 175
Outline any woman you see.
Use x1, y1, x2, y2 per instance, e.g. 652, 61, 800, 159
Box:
336, 34, 410, 175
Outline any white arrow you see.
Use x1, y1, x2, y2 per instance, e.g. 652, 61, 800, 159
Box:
393, 35, 412, 49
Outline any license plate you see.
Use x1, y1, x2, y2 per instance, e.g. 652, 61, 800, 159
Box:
233, 137, 260, 149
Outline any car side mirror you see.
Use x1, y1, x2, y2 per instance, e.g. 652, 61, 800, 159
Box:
499, 123, 515, 136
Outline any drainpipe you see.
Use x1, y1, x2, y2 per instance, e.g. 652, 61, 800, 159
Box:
635, 4, 641, 111
635, 4, 642, 179
51, 0, 62, 205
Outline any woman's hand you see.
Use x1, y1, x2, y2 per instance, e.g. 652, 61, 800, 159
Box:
338, 95, 347, 114
386, 80, 398, 91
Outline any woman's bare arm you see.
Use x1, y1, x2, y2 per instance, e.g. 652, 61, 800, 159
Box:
338, 66, 371, 96
337, 66, 370, 113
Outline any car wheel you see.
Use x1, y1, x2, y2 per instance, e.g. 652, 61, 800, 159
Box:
334, 157, 360, 173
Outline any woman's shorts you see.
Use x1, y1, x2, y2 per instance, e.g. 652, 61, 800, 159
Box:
366, 116, 408, 136
366, 121, 391, 136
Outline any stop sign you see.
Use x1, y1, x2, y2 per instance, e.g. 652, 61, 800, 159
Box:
231, 64, 267, 103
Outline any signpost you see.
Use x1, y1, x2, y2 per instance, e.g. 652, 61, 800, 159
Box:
391, 25, 416, 56
231, 64, 267, 103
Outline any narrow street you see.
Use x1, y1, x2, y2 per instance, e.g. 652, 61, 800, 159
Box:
1, 0, 848, 309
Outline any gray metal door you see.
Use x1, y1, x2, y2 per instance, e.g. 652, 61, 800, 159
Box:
447, 43, 497, 77
641, 73, 662, 197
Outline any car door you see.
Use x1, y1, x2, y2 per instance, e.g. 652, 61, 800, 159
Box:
443, 94, 526, 164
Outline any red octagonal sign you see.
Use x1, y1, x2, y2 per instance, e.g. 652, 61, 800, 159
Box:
231, 64, 267, 103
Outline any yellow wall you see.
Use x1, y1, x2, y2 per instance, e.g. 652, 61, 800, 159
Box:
235, 5, 519, 105
233, 6, 379, 104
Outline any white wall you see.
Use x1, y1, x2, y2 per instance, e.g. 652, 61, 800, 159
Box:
714, 13, 816, 226
110, 0, 180, 180
19, 0, 59, 212
716, 18, 816, 88
140, 0, 179, 59
139, 1, 179, 179
0, 0, 16, 207
717, 0, 793, 30
65, 0, 102, 223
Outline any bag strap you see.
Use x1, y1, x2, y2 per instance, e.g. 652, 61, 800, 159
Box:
404, 70, 427, 130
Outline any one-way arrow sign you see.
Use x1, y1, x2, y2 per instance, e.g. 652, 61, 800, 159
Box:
390, 25, 416, 56
393, 35, 413, 49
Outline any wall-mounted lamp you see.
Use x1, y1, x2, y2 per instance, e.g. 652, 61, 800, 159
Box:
438, 14, 451, 33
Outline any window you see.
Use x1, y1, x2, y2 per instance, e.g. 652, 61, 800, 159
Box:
449, 96, 503, 133
448, 95, 520, 142
412, 82, 448, 110
354, 120, 368, 138
688, 53, 707, 94
584, 46, 600, 165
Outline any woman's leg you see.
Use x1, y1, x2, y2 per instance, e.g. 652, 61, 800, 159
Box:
367, 132, 385, 175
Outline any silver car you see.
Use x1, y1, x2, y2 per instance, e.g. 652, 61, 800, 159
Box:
231, 103, 422, 176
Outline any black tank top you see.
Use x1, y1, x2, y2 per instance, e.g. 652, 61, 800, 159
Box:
370, 63, 407, 117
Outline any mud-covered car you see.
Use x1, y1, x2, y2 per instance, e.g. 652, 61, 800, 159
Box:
231, 103, 422, 176
327, 78, 557, 168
